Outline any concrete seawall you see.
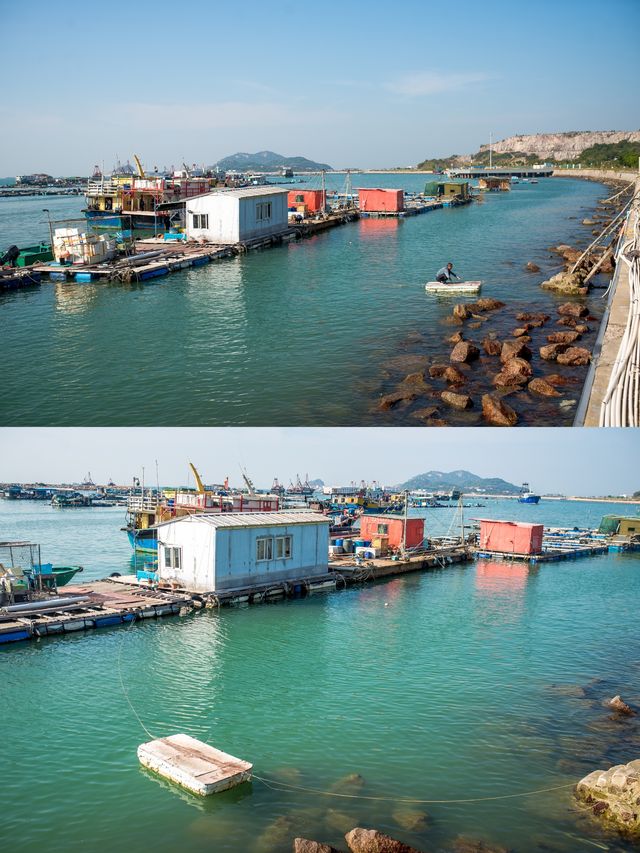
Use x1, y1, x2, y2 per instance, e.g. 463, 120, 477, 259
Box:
553, 168, 638, 182
575, 176, 640, 425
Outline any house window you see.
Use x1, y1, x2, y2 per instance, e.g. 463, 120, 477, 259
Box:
192, 213, 209, 229
256, 537, 273, 561
275, 535, 292, 559
377, 524, 388, 535
164, 546, 182, 570
295, 194, 304, 203
256, 202, 272, 221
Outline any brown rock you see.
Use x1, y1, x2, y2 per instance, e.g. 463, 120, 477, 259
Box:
493, 357, 532, 386
528, 378, 562, 397
608, 695, 636, 716
450, 341, 480, 364
481, 394, 518, 426
556, 346, 591, 366
516, 312, 549, 326
475, 297, 505, 311
574, 324, 589, 334
451, 837, 510, 853
344, 827, 423, 853
526, 262, 540, 272
468, 321, 482, 330
546, 374, 580, 386
391, 808, 430, 833
557, 316, 578, 327
447, 331, 464, 344
453, 303, 470, 321
443, 366, 467, 385
382, 355, 430, 374
482, 337, 502, 356
557, 302, 589, 319
294, 840, 341, 853
441, 390, 473, 410
330, 774, 365, 794
546, 331, 581, 344
399, 373, 432, 395
410, 406, 440, 421
512, 327, 531, 337
377, 390, 417, 411
540, 343, 570, 362
500, 339, 532, 363
428, 364, 448, 379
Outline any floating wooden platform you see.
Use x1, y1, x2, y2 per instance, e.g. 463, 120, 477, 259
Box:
474, 542, 608, 563
138, 734, 252, 796
0, 579, 192, 644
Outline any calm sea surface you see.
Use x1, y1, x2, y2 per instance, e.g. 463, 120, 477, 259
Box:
2, 498, 639, 852
0, 176, 607, 426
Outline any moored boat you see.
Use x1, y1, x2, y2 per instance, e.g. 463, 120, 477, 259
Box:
517, 483, 540, 504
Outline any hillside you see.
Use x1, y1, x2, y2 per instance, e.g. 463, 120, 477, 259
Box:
215, 150, 332, 172
396, 469, 521, 495
416, 130, 640, 170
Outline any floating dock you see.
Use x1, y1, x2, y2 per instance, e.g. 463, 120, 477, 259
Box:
0, 579, 192, 644
474, 541, 609, 563
138, 734, 252, 796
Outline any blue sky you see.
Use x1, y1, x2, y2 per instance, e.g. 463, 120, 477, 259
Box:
0, 428, 638, 495
1, 0, 638, 174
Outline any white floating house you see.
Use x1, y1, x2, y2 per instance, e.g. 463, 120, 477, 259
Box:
156, 512, 330, 592
186, 186, 290, 244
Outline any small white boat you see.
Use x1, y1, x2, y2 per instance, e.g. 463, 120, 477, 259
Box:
425, 280, 482, 295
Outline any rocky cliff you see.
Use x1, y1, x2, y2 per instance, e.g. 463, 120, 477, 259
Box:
479, 131, 640, 161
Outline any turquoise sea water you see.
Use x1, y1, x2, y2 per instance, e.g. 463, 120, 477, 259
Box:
0, 176, 607, 426
1, 498, 639, 853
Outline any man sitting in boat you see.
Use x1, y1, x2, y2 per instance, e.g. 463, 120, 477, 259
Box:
435, 262, 461, 283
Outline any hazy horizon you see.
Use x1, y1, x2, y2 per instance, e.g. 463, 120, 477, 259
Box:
1, 0, 638, 174
0, 428, 638, 496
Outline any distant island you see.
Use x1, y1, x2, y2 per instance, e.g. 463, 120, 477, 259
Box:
395, 469, 521, 495
215, 150, 332, 173
416, 130, 640, 171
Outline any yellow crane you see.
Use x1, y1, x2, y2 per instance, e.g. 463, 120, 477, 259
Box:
188, 462, 206, 494
133, 154, 146, 179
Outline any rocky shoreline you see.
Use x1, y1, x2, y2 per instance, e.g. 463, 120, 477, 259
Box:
371, 179, 634, 426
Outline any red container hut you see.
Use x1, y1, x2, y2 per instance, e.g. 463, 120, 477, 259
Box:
287, 189, 326, 215
358, 188, 404, 213
478, 520, 543, 555
359, 515, 424, 552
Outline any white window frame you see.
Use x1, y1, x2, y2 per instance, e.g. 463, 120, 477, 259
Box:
164, 545, 182, 570
275, 535, 292, 560
256, 201, 272, 222
256, 537, 273, 561
192, 213, 209, 229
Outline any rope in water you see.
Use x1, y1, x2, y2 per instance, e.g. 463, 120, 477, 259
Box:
116, 619, 576, 806
252, 774, 575, 804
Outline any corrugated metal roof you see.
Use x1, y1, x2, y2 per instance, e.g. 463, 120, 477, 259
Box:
157, 511, 329, 529
218, 186, 289, 198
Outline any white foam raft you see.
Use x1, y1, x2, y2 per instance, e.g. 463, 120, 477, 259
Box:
425, 280, 482, 294
137, 734, 253, 796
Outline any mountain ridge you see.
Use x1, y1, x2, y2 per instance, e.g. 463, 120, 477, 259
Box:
395, 469, 522, 494
215, 150, 332, 172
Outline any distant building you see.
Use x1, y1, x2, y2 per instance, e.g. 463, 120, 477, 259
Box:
156, 511, 330, 592
424, 180, 470, 200
186, 187, 289, 244
358, 188, 404, 213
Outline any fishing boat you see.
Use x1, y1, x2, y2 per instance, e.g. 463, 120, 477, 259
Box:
517, 483, 540, 504
425, 280, 482, 295
32, 564, 84, 586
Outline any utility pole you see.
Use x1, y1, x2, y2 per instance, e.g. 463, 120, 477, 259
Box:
42, 209, 54, 248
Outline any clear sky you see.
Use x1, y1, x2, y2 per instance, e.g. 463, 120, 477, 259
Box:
1, 0, 638, 174
0, 428, 637, 495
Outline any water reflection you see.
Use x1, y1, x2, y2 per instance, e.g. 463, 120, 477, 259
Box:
54, 281, 99, 314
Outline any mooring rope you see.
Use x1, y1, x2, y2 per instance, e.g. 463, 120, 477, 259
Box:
252, 774, 575, 804
117, 612, 156, 740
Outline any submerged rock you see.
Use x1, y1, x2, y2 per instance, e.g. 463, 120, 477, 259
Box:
294, 841, 342, 853
528, 378, 562, 397
429, 364, 448, 379
575, 758, 640, 836
482, 337, 502, 356
443, 365, 467, 385
392, 808, 430, 832
441, 390, 473, 410
608, 696, 636, 716
377, 390, 417, 411
399, 372, 432, 395
325, 809, 358, 834
481, 394, 518, 426
500, 339, 532, 363
541, 271, 588, 295
556, 346, 591, 366
475, 297, 505, 311
516, 312, 549, 326
256, 815, 296, 853
453, 303, 470, 321
447, 331, 464, 344
382, 355, 430, 374
546, 330, 581, 344
512, 327, 531, 338
545, 373, 580, 386
330, 773, 366, 794
450, 341, 479, 364
410, 406, 441, 422
526, 261, 541, 272
451, 836, 510, 853
492, 357, 532, 386
557, 302, 589, 319
345, 827, 424, 853
540, 343, 570, 362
